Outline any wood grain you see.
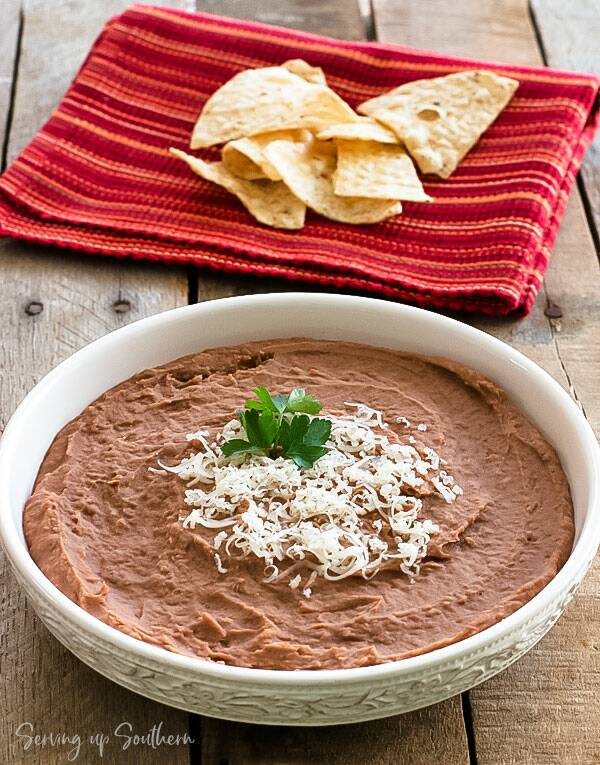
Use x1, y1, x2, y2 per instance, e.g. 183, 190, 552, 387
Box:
196, 270, 295, 302
372, 0, 600, 762
0, 0, 20, 160
203, 703, 470, 765
0, 1, 190, 763
468, 198, 600, 765
542, 203, 600, 436
372, 0, 544, 65
531, 0, 600, 243
192, 0, 364, 39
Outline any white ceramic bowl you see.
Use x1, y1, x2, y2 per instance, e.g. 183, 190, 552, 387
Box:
1, 293, 599, 726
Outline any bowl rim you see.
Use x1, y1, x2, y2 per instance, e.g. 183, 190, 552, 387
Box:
1, 292, 599, 686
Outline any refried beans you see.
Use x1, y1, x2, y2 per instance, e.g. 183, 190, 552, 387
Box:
24, 339, 574, 670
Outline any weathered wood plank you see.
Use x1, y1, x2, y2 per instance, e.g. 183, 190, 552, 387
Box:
469, 199, 600, 765
0, 0, 20, 160
196, 2, 470, 764
531, 0, 600, 243
0, 1, 190, 763
203, 703, 470, 765
193, 0, 364, 40
372, 0, 600, 762
542, 222, 600, 436
373, 0, 544, 65
196, 271, 293, 301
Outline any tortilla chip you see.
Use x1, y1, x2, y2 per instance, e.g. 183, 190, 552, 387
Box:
317, 117, 398, 144
334, 140, 433, 202
170, 148, 306, 229
221, 139, 269, 180
358, 70, 519, 177
222, 129, 311, 181
264, 139, 402, 224
191, 66, 357, 148
282, 59, 327, 85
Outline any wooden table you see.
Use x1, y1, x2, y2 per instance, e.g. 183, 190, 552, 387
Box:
1, 1, 599, 763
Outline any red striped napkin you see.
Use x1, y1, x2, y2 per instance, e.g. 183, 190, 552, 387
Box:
0, 5, 598, 315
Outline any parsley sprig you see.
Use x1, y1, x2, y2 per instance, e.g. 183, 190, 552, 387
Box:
221, 386, 331, 469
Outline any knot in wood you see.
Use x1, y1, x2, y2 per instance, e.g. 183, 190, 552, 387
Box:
113, 299, 131, 314
25, 301, 43, 316
544, 304, 563, 319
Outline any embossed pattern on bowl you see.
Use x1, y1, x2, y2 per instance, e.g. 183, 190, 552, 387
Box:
1, 294, 598, 725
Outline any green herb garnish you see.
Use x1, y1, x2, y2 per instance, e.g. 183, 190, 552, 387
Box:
221, 386, 331, 469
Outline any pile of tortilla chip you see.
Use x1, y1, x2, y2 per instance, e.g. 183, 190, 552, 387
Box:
171, 60, 518, 229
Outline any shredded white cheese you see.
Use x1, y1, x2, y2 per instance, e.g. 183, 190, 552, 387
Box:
214, 552, 228, 574
158, 403, 463, 595
289, 574, 302, 590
